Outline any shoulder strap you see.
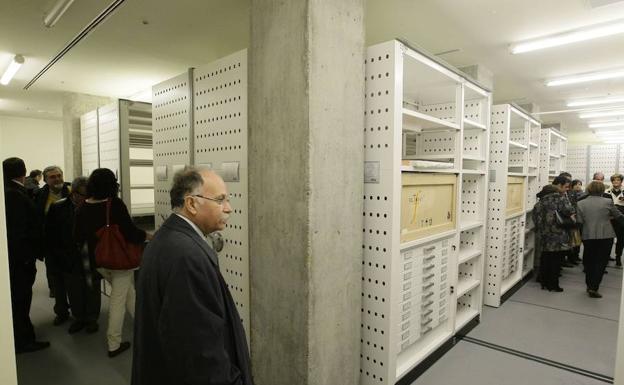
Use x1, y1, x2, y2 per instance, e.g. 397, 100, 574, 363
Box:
106, 198, 112, 227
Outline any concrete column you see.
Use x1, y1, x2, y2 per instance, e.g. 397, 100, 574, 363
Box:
62, 92, 113, 179
249, 1, 364, 385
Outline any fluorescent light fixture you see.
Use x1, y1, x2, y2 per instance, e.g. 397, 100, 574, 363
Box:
595, 130, 624, 136
580, 110, 624, 119
567, 96, 624, 107
510, 19, 624, 54
546, 68, 624, 86
1, 55, 24, 85
43, 0, 75, 28
589, 121, 624, 128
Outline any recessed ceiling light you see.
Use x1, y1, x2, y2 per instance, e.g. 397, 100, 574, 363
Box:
567, 96, 624, 107
590, 121, 624, 128
510, 19, 624, 54
1, 55, 25, 85
580, 110, 624, 118
546, 68, 624, 86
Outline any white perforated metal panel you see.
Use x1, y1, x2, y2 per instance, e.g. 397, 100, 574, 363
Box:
590, 144, 618, 177
98, 103, 120, 178
192, 49, 249, 340
152, 71, 193, 228
362, 40, 400, 385
80, 110, 99, 176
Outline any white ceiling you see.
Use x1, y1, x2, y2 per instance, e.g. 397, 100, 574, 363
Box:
2, 0, 624, 137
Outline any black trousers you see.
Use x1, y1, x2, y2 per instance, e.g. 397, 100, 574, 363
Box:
583, 239, 613, 291
10, 263, 37, 348
613, 221, 624, 264
67, 269, 101, 323
540, 250, 565, 290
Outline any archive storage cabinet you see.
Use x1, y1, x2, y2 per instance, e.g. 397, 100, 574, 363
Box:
80, 99, 154, 217
362, 40, 491, 385
538, 128, 568, 186
151, 50, 250, 341
485, 104, 541, 308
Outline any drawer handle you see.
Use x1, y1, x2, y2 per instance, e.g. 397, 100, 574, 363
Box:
424, 273, 435, 280
421, 292, 434, 300
423, 264, 435, 271
421, 300, 434, 308
421, 318, 433, 326
423, 246, 436, 252
423, 282, 435, 290
422, 309, 433, 317
421, 326, 433, 335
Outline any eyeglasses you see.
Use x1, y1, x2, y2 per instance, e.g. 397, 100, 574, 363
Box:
191, 194, 230, 206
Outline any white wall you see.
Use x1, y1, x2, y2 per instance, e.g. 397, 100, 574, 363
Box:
0, 128, 18, 384
0, 115, 64, 175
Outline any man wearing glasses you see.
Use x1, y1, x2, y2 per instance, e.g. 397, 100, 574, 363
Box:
45, 176, 100, 334
132, 166, 253, 385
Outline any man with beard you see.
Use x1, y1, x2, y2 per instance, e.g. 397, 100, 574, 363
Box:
35, 166, 71, 312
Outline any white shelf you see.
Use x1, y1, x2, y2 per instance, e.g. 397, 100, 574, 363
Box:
560, 153, 567, 157
455, 308, 479, 332
509, 141, 528, 150
524, 247, 535, 256
400, 166, 459, 174
506, 211, 525, 220
403, 108, 460, 132
508, 172, 526, 177
396, 327, 453, 380
549, 154, 560, 159
400, 229, 457, 251
457, 278, 481, 298
463, 155, 485, 162
461, 169, 486, 175
508, 162, 524, 168
522, 268, 534, 279
463, 118, 486, 130
130, 184, 154, 190
460, 221, 483, 231
501, 274, 522, 295
529, 142, 538, 148
406, 154, 455, 160
458, 249, 482, 264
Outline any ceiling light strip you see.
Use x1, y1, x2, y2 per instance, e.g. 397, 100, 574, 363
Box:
580, 110, 624, 119
567, 96, 624, 107
546, 68, 624, 86
24, 0, 128, 90
510, 19, 624, 54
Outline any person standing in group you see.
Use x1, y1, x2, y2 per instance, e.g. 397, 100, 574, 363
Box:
552, 176, 576, 268
605, 174, 624, 268
567, 179, 585, 265
577, 181, 624, 298
24, 169, 42, 199
35, 165, 71, 301
45, 176, 101, 334
74, 168, 149, 357
532, 180, 575, 292
132, 167, 253, 385
2, 157, 50, 353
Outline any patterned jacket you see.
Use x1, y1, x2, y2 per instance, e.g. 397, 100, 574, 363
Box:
532, 192, 575, 252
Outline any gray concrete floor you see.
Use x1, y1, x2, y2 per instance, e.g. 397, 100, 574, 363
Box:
414, 261, 622, 385
16, 261, 133, 385
15, 260, 622, 385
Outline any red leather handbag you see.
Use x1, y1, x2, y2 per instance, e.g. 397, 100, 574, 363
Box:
94, 199, 143, 270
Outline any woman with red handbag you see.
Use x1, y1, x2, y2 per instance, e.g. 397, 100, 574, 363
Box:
74, 168, 151, 357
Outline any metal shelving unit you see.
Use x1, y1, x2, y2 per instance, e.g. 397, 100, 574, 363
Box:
484, 104, 540, 308
362, 40, 491, 385
80, 100, 154, 217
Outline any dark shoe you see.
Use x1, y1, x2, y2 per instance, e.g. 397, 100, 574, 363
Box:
16, 341, 51, 354
53, 314, 69, 326
588, 290, 603, 298
548, 287, 564, 292
85, 322, 99, 334
68, 321, 85, 334
108, 341, 131, 358
609, 257, 616, 261
561, 262, 574, 268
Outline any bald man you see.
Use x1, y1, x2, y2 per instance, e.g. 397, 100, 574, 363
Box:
132, 167, 253, 385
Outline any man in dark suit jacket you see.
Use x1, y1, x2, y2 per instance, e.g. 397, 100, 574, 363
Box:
3, 157, 50, 353
132, 167, 253, 385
